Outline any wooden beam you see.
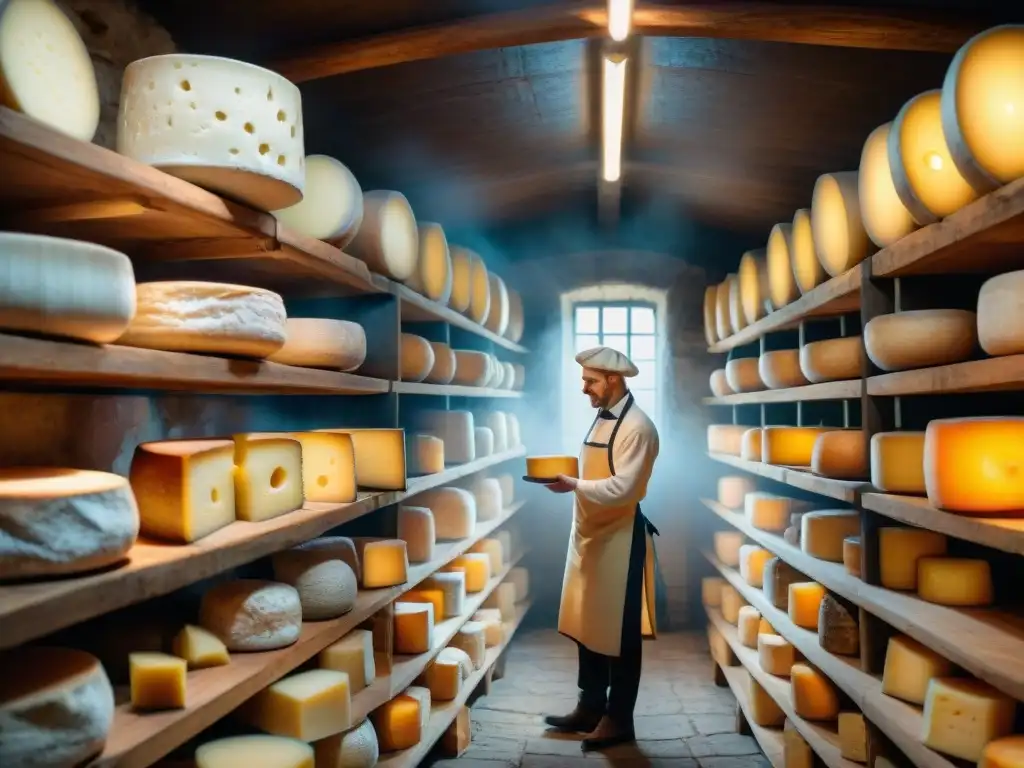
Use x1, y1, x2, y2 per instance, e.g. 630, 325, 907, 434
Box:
269, 1, 983, 82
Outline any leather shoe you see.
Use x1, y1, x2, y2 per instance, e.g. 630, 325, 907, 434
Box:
581, 715, 636, 752
543, 705, 602, 733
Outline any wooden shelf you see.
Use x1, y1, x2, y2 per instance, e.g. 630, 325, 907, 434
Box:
392, 381, 522, 398
0, 451, 526, 649
87, 508, 526, 768
716, 662, 785, 767
395, 283, 528, 354
866, 355, 1024, 396
870, 177, 1024, 278
704, 380, 861, 406
705, 552, 958, 768
860, 493, 1024, 556
706, 606, 860, 768
702, 499, 1024, 702
708, 452, 866, 503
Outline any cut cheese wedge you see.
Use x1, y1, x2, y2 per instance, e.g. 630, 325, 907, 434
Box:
766, 223, 799, 309
978, 270, 1024, 357
921, 677, 1017, 762
172, 625, 229, 669
407, 222, 453, 303
811, 171, 874, 277
790, 208, 825, 294
272, 155, 363, 246
859, 122, 920, 248
882, 634, 953, 705
317, 428, 407, 491
232, 435, 304, 522
268, 318, 366, 371
346, 190, 418, 281
790, 663, 840, 721
800, 336, 863, 383
864, 310, 976, 372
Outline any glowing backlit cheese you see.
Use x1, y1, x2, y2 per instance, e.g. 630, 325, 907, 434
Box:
295, 536, 361, 582
710, 369, 734, 397
921, 677, 1017, 762
924, 417, 1024, 513
763, 557, 804, 611
738, 249, 769, 324
505, 289, 525, 344
811, 171, 875, 277
749, 676, 785, 727
318, 428, 407, 491
474, 426, 494, 457
485, 273, 510, 336
373, 693, 422, 752
526, 455, 579, 480
724, 357, 764, 393
800, 337, 863, 383
791, 208, 826, 294
485, 582, 517, 621
890, 90, 980, 224
865, 309, 977, 372
879, 527, 947, 590
272, 155, 362, 245
811, 430, 868, 479
870, 431, 926, 494
740, 428, 763, 462
400, 333, 435, 382
788, 582, 826, 630
474, 607, 505, 647
0, 232, 135, 344
745, 493, 796, 532
728, 273, 747, 335
129, 652, 186, 710
918, 557, 994, 606
173, 625, 229, 669
346, 190, 418, 281
446, 553, 491, 592
196, 735, 315, 768
708, 424, 747, 456
767, 223, 799, 309
423, 647, 473, 701
802, 511, 860, 562
819, 594, 859, 656
704, 285, 720, 346
394, 602, 434, 655
425, 571, 467, 618
980, 735, 1024, 768
451, 350, 490, 387
319, 629, 375, 693
441, 706, 471, 758
843, 537, 862, 578
739, 545, 773, 587
232, 435, 304, 522
715, 277, 734, 340
271, 548, 357, 620
720, 584, 747, 625
416, 487, 476, 539
838, 712, 868, 762
359, 540, 409, 588
407, 222, 453, 303
791, 663, 840, 721
759, 350, 809, 390
449, 621, 486, 669
784, 719, 814, 768
509, 566, 529, 602
312, 719, 378, 768
758, 634, 797, 677
762, 426, 830, 467
290, 431, 356, 504
738, 605, 774, 648
471, 538, 504, 575
882, 635, 954, 704
718, 476, 755, 509
859, 123, 920, 249
702, 576, 725, 607
978, 271, 1024, 356
714, 531, 745, 567
200, 580, 301, 652
245, 670, 352, 741
397, 506, 435, 563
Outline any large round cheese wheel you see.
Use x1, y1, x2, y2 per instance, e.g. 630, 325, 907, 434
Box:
452, 350, 491, 386
812, 430, 868, 479
118, 54, 304, 211
485, 274, 510, 336
800, 337, 863, 383
977, 270, 1024, 356
346, 190, 419, 281
267, 318, 366, 370
483, 355, 503, 388
728, 273, 747, 335
449, 247, 475, 312
505, 289, 525, 343
0, 232, 135, 344
941, 25, 1024, 192
467, 253, 491, 324
703, 285, 720, 346
766, 224, 798, 309
858, 123, 919, 249
738, 249, 769, 325
0, 0, 100, 142
924, 417, 1024, 513
272, 155, 363, 246
407, 222, 453, 304
864, 310, 976, 372
725, 358, 764, 393
889, 90, 980, 225
759, 350, 809, 389
710, 369, 734, 397
400, 333, 435, 382
790, 209, 825, 295
716, 276, 735, 340
811, 171, 874, 277
425, 341, 456, 384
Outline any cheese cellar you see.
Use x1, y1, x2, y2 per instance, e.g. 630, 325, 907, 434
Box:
0, 1, 1021, 768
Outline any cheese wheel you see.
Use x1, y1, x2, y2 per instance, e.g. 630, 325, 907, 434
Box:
978, 270, 1024, 356
272, 155, 363, 245
788, 582, 827, 629
702, 576, 725, 606
922, 678, 1017, 762
728, 270, 747, 335
450, 247, 480, 316
415, 487, 476, 539
526, 455, 579, 480
346, 190, 418, 281
200, 735, 315, 768
506, 412, 522, 446
758, 634, 796, 677
762, 426, 830, 466
879, 527, 947, 591
818, 593, 859, 655
295, 537, 361, 583
748, 675, 785, 726
759, 349, 809, 389
720, 584, 747, 624
766, 223, 799, 309
890, 90, 981, 225
744, 492, 795, 532
452, 350, 491, 386
396, 505, 436, 563
871, 431, 926, 494
791, 663, 840, 721
704, 285, 720, 346
882, 634, 954, 705
724, 357, 764, 393
791, 208, 826, 294
408, 434, 444, 476
739, 545, 773, 587
718, 476, 754, 508
117, 281, 287, 358
924, 417, 1024, 513
918, 557, 994, 606
484, 273, 510, 336
941, 26, 1024, 191
707, 424, 747, 456
811, 430, 868, 479
738, 249, 769, 325
843, 537, 862, 578
980, 736, 1024, 768
399, 333, 435, 382
800, 336, 863, 383
716, 276, 735, 340
418, 410, 474, 464
864, 310, 976, 371
801, 511, 861, 562
271, 549, 358, 620
504, 289, 525, 343
424, 342, 456, 384
470, 475, 502, 522
267, 318, 366, 370
0, 232, 135, 344
483, 355, 503, 388
199, 579, 302, 651
313, 719, 379, 768
497, 361, 515, 389
118, 54, 304, 211
407, 222, 453, 303
859, 123, 919, 248
740, 428, 763, 462
709, 369, 734, 397
714, 531, 745, 567
811, 171, 874, 277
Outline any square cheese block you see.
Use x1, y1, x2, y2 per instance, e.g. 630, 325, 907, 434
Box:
402, 589, 446, 625
879, 527, 947, 590
921, 677, 1017, 762
788, 582, 826, 630
419, 411, 475, 464
356, 539, 409, 588
316, 428, 407, 491
413, 487, 477, 540
421, 647, 472, 701
714, 531, 745, 567
320, 629, 375, 693
424, 572, 467, 618
172, 625, 229, 669
882, 634, 953, 705
440, 706, 471, 757
445, 553, 491, 593
739, 545, 773, 587
720, 584, 747, 625
473, 608, 504, 647
758, 634, 797, 677
394, 602, 434, 655
801, 511, 861, 562
129, 652, 186, 710
372, 693, 422, 752
790, 663, 840, 721
484, 582, 517, 621
129, 438, 236, 542
291, 432, 356, 503
244, 670, 352, 742
702, 577, 725, 607
870, 431, 926, 494
749, 675, 785, 727
737, 605, 774, 648
397, 505, 436, 563
838, 712, 868, 762
195, 735, 315, 768
232, 435, 304, 522
449, 621, 486, 669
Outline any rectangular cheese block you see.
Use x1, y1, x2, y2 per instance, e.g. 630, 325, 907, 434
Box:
358, 539, 409, 588
714, 531, 745, 567
739, 545, 773, 587
317, 428, 407, 490
758, 634, 797, 677
484, 582, 516, 621
762, 427, 830, 466
419, 411, 475, 464
440, 705, 471, 757
372, 693, 422, 752
449, 621, 486, 669
921, 677, 1017, 762
763, 557, 804, 611
790, 663, 840, 721
882, 634, 954, 705
707, 424, 747, 455
244, 669, 352, 741
402, 589, 446, 626
749, 675, 786, 727
838, 711, 868, 762
784, 720, 814, 768
702, 577, 725, 607
292, 432, 356, 503
720, 584, 747, 624
319, 629, 375, 693
917, 557, 994, 606
394, 602, 434, 655
415, 487, 477, 539
129, 652, 187, 710
879, 527, 947, 590
473, 608, 504, 647
171, 624, 229, 669
445, 553, 491, 593
801, 511, 860, 562
422, 647, 468, 701
232, 435, 305, 522
788, 582, 826, 630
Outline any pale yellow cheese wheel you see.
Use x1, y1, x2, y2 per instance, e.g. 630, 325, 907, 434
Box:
766, 224, 798, 309
858, 123, 919, 249
759, 349, 809, 390
708, 425, 747, 456
800, 337, 864, 383
728, 274, 747, 335
864, 310, 976, 372
738, 249, 769, 325
741, 428, 763, 462
400, 333, 435, 382
710, 369, 734, 398
408, 222, 452, 303
704, 285, 720, 346
790, 208, 825, 294
977, 270, 1024, 356
448, 246, 474, 312
484, 273, 509, 336
725, 358, 764, 393
715, 277, 734, 341
811, 171, 874, 278
467, 252, 491, 324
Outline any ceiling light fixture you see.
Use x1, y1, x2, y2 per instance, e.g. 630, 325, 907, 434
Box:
602, 55, 628, 183
608, 0, 634, 42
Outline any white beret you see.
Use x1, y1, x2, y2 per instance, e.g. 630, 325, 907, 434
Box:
575, 346, 639, 377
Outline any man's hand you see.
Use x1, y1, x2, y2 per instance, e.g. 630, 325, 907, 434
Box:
544, 474, 578, 494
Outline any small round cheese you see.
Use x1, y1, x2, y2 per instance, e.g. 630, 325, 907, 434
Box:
272, 155, 363, 245
977, 270, 1024, 356
811, 171, 874, 277
800, 337, 864, 383
759, 349, 808, 389
716, 276, 735, 340
858, 123, 919, 248
709, 368, 734, 397
505, 289, 525, 343
452, 350, 491, 386
267, 318, 367, 370
791, 208, 825, 294
725, 358, 764, 393
703, 285, 720, 346
407, 222, 453, 304
766, 223, 798, 309
738, 249, 769, 325
346, 190, 418, 281
271, 550, 358, 621
707, 424, 747, 456
397, 505, 435, 563
408, 434, 444, 476
864, 310, 976, 372
485, 274, 510, 336
199, 579, 302, 651
400, 333, 435, 382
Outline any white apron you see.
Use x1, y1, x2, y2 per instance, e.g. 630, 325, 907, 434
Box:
558, 393, 658, 657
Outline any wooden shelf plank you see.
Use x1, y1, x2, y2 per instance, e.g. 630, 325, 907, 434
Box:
702, 499, 1024, 703
871, 177, 1024, 278
704, 551, 958, 768
717, 664, 786, 767
704, 379, 861, 406
0, 451, 526, 649
709, 265, 862, 353
860, 493, 1024, 556
395, 283, 528, 354
866, 355, 1024, 396
392, 381, 522, 398
87, 508, 527, 768
708, 452, 866, 503
706, 606, 860, 768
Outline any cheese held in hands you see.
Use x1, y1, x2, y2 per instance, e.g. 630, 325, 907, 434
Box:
232, 435, 304, 522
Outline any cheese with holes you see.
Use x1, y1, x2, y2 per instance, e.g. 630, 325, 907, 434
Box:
416, 487, 476, 539
449, 621, 486, 669
882, 635, 954, 704
485, 412, 509, 452
474, 426, 494, 457
312, 719, 378, 768
784, 719, 814, 768
271, 548, 358, 620
759, 634, 797, 677
441, 706, 471, 757
402, 589, 446, 626
129, 652, 186, 710
702, 577, 725, 607
739, 545, 773, 588
397, 505, 435, 563
980, 735, 1024, 768
474, 608, 504, 647
359, 539, 408, 588
800, 337, 863, 383
749, 676, 786, 726
317, 428, 407, 491
718, 476, 755, 509
277, 432, 353, 504
408, 434, 444, 476
978, 271, 1024, 356
505, 289, 525, 343
924, 417, 1024, 513
200, 580, 302, 651
762, 426, 830, 467
788, 582, 826, 630
319, 629, 375, 693
423, 647, 473, 701
420, 410, 475, 463
725, 358, 764, 393
408, 222, 453, 303
471, 477, 503, 522
197, 735, 315, 768
446, 553, 491, 592
509, 566, 529, 602
245, 670, 352, 741
745, 493, 796, 532
485, 273, 510, 335
843, 537, 862, 578
710, 369, 734, 397
819, 594, 859, 655
708, 425, 747, 456
763, 557, 804, 611
741, 428, 763, 462
715, 277, 734, 340
720, 584, 747, 624
838, 712, 868, 762
921, 677, 1017, 762
767, 223, 799, 309
272, 155, 362, 245
704, 285, 720, 345
527, 455, 579, 480
738, 606, 774, 647
425, 341, 457, 384
0, 468, 139, 580
871, 431, 926, 494
738, 249, 769, 324
865, 310, 977, 372
811, 171, 875, 277
918, 557, 994, 606
791, 663, 840, 721
859, 123, 920, 248
425, 571, 466, 618
400, 333, 435, 382
729, 274, 747, 335
714, 531, 745, 567
879, 527, 947, 590
472, 538, 504, 574
394, 602, 434, 655
232, 435, 304, 522
791, 208, 826, 294
812, 430, 868, 479
802, 511, 860, 562
760, 350, 809, 390
172, 625, 229, 669
485, 582, 516, 621
890, 90, 980, 224
346, 190, 418, 280
373, 693, 422, 752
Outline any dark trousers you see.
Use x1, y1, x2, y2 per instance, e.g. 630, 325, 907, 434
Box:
576, 510, 647, 725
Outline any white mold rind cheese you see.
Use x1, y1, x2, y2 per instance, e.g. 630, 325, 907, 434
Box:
859, 123, 919, 248
267, 318, 366, 371
199, 579, 302, 651
272, 155, 363, 245
811, 171, 875, 277
314, 718, 379, 768
346, 190, 419, 281
407, 222, 453, 304
118, 54, 305, 211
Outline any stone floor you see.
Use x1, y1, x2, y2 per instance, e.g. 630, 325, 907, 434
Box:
426, 629, 770, 767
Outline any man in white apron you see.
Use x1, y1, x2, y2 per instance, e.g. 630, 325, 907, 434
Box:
542, 345, 661, 752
